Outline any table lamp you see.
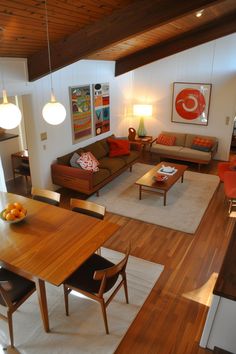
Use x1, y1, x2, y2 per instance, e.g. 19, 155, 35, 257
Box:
133, 104, 152, 137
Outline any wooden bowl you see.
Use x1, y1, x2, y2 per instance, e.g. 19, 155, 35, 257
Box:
155, 174, 168, 182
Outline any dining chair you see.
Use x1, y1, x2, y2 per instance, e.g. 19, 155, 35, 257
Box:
63, 245, 130, 334
31, 187, 61, 206
70, 198, 106, 255
0, 268, 36, 348
70, 198, 106, 220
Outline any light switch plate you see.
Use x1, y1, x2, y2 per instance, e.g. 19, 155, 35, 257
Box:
40, 132, 47, 141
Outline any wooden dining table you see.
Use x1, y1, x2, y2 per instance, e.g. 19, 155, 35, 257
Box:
0, 192, 119, 332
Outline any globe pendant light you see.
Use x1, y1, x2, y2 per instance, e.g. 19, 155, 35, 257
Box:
0, 89, 22, 129
42, 0, 66, 125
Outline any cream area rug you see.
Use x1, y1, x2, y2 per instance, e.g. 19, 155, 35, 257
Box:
0, 248, 164, 354
89, 163, 220, 234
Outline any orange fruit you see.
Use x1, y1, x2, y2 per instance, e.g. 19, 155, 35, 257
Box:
5, 203, 15, 211
2, 210, 8, 220
10, 208, 20, 217
21, 208, 27, 215
6, 213, 15, 221
13, 202, 23, 210
18, 211, 25, 219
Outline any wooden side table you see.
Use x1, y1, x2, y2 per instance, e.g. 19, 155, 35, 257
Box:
11, 150, 31, 183
134, 136, 153, 152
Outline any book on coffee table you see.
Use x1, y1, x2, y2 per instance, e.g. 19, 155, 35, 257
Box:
158, 165, 178, 175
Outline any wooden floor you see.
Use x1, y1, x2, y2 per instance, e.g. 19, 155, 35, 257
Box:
6, 153, 236, 354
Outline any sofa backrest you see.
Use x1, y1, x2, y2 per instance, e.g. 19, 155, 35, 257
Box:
57, 135, 115, 165
161, 131, 186, 146
185, 134, 218, 148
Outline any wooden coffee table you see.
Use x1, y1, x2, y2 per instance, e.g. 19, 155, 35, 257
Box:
135, 162, 188, 206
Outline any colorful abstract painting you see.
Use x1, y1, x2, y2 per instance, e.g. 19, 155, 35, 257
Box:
92, 83, 110, 135
171, 82, 212, 126
69, 85, 92, 142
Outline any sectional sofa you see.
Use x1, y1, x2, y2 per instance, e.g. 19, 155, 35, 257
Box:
51, 135, 141, 195
150, 131, 218, 169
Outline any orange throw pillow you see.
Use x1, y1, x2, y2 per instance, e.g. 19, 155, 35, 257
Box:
156, 134, 176, 146
107, 138, 130, 157
191, 137, 213, 152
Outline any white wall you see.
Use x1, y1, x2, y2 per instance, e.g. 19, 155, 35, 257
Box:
122, 34, 236, 161
0, 33, 236, 189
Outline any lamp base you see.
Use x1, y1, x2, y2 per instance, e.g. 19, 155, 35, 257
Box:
137, 117, 146, 137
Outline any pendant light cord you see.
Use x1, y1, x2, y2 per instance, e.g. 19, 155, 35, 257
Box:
44, 0, 53, 93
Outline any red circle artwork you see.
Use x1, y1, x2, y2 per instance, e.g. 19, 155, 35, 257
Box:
175, 88, 206, 120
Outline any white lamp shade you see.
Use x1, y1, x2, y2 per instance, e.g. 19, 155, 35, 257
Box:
133, 104, 153, 117
42, 99, 66, 125
0, 102, 22, 129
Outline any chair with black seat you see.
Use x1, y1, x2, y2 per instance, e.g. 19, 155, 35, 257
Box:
0, 268, 36, 348
31, 187, 61, 206
70, 198, 105, 220
63, 245, 130, 334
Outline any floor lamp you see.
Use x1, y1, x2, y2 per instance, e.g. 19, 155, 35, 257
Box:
133, 104, 152, 137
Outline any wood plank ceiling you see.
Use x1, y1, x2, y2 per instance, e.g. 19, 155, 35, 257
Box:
0, 0, 235, 81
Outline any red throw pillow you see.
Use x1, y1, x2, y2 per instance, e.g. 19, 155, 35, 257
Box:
192, 137, 213, 152
107, 138, 130, 157
156, 134, 176, 146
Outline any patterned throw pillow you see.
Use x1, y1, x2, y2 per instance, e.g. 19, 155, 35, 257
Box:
70, 152, 82, 168
77, 152, 99, 172
107, 138, 130, 157
156, 134, 176, 146
191, 137, 213, 152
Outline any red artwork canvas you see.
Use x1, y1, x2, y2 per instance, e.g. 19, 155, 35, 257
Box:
171, 82, 212, 126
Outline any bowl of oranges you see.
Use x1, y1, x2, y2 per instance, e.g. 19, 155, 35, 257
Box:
0, 202, 27, 224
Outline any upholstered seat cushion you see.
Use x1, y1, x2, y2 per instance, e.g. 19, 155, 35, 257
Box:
0, 268, 35, 306
99, 157, 126, 174
92, 168, 111, 186
65, 254, 118, 294
119, 150, 140, 164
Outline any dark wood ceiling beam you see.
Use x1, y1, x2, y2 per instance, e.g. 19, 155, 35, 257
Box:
115, 11, 236, 76
27, 0, 223, 81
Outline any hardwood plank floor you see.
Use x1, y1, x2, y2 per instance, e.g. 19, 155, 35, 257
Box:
6, 154, 236, 354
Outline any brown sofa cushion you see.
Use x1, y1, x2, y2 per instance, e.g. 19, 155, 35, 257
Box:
99, 156, 126, 174
57, 148, 84, 166
84, 141, 107, 160
120, 150, 140, 164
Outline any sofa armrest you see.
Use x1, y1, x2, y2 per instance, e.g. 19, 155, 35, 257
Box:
51, 163, 94, 193
150, 138, 157, 147
211, 141, 218, 157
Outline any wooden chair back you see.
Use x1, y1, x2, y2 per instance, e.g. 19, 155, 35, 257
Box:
31, 187, 61, 206
70, 198, 105, 220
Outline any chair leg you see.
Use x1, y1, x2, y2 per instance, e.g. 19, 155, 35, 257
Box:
7, 311, 14, 348
96, 248, 101, 256
100, 299, 109, 334
123, 274, 129, 304
228, 199, 233, 214
63, 284, 69, 316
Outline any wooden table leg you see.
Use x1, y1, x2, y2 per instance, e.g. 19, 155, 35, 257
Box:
139, 185, 142, 200
181, 173, 184, 183
35, 278, 50, 332
164, 192, 167, 206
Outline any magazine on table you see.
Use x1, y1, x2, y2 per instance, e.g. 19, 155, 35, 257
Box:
157, 165, 178, 175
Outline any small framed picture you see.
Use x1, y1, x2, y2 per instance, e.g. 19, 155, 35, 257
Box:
171, 82, 212, 126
